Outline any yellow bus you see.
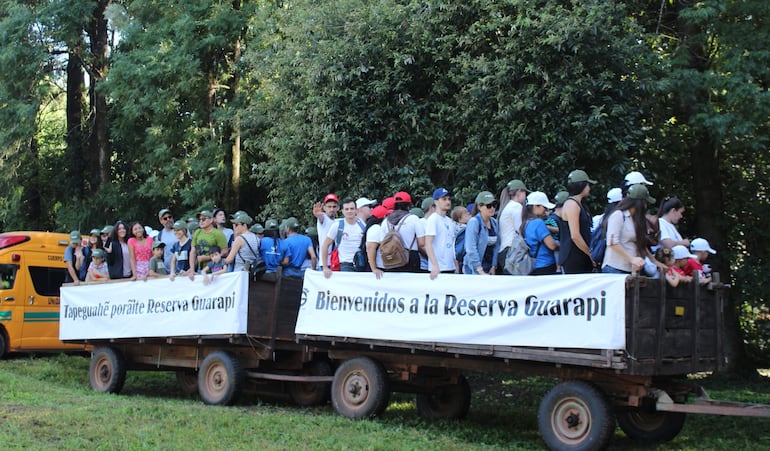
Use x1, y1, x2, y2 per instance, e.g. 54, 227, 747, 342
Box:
0, 231, 87, 358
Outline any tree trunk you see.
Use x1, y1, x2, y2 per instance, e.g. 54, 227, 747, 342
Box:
66, 47, 86, 197
87, 0, 111, 190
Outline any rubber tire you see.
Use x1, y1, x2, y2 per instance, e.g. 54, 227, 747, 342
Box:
198, 350, 244, 406
289, 360, 332, 407
89, 347, 127, 394
416, 374, 471, 420
538, 380, 615, 451
331, 356, 390, 419
176, 370, 199, 395
0, 330, 7, 359
617, 409, 686, 442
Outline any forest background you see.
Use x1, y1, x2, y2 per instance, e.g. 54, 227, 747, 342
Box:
0, 0, 768, 366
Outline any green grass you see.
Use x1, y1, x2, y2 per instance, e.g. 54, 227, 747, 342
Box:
2, 354, 770, 450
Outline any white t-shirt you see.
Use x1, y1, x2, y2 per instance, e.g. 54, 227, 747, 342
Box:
317, 215, 336, 265
425, 213, 456, 271
498, 201, 522, 250
366, 224, 384, 269
655, 217, 682, 251
326, 219, 365, 263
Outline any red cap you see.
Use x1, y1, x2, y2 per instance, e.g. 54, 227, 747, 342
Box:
382, 197, 396, 210
323, 193, 339, 204
393, 191, 412, 204
372, 205, 391, 219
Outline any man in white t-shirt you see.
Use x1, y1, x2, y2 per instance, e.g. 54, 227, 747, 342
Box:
320, 198, 365, 277
379, 191, 426, 272
313, 193, 339, 268
425, 188, 457, 279
498, 179, 528, 273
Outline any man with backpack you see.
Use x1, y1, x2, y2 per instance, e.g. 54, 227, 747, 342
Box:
378, 191, 425, 273
319, 198, 366, 277
425, 188, 457, 279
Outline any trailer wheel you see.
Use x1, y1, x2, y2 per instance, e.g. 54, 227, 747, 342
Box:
289, 360, 332, 406
89, 347, 126, 394
332, 356, 390, 419
198, 350, 244, 406
617, 409, 686, 442
538, 380, 615, 451
175, 370, 199, 394
0, 330, 7, 359
416, 374, 471, 420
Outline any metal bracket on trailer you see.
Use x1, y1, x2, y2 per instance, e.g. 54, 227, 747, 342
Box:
654, 387, 770, 418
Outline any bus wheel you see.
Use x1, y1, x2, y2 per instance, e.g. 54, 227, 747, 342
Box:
617, 408, 686, 442
175, 370, 199, 394
416, 374, 471, 420
89, 347, 126, 394
0, 331, 7, 359
289, 360, 332, 406
331, 356, 390, 419
538, 380, 615, 450
198, 350, 244, 406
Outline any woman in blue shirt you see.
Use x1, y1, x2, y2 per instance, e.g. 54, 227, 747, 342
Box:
463, 191, 500, 275
521, 191, 559, 275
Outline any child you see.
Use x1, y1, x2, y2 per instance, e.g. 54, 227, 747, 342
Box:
685, 237, 716, 284
170, 220, 194, 281
671, 245, 695, 284
148, 241, 168, 277
85, 249, 110, 283
202, 245, 227, 284
654, 247, 681, 287
451, 206, 471, 271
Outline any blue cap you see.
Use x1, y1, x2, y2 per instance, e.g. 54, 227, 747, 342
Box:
432, 187, 451, 200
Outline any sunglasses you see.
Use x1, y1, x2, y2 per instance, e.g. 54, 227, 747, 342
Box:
162, 215, 173, 221
481, 203, 498, 209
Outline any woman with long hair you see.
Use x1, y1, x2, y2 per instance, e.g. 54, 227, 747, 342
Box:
558, 170, 596, 274
602, 184, 656, 274
463, 191, 500, 275
657, 196, 690, 249
128, 221, 153, 281
106, 220, 132, 280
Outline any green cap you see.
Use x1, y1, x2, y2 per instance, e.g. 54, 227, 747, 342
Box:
92, 248, 105, 259
554, 191, 569, 205
420, 198, 434, 211
198, 210, 213, 219
475, 191, 496, 205
265, 219, 279, 230
410, 207, 424, 218
158, 208, 171, 220
506, 179, 529, 192
172, 220, 187, 230
69, 231, 81, 244
305, 226, 318, 237
89, 228, 101, 236
100, 225, 114, 235
187, 220, 199, 232
568, 169, 597, 184
285, 217, 300, 230
250, 223, 264, 234
230, 211, 253, 225
627, 184, 656, 204
152, 241, 166, 249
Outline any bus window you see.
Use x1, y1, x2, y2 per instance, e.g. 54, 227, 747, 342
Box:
28, 266, 66, 297
0, 264, 18, 290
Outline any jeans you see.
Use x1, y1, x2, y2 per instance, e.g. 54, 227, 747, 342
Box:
340, 262, 355, 272
602, 265, 630, 274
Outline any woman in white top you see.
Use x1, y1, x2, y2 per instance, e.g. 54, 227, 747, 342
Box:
657, 196, 690, 249
225, 211, 260, 272
602, 185, 656, 274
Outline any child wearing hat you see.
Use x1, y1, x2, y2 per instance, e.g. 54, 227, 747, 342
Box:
670, 245, 695, 284
85, 249, 110, 283
148, 241, 168, 277
684, 237, 716, 284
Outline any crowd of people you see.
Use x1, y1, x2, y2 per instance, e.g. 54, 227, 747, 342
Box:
62, 169, 717, 287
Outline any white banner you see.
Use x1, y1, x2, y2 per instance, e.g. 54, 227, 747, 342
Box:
296, 271, 628, 349
60, 272, 249, 340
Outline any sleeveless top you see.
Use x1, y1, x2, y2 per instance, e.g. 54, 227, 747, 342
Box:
559, 197, 593, 274
234, 233, 260, 272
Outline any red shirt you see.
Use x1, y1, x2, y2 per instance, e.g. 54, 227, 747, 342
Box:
682, 258, 703, 277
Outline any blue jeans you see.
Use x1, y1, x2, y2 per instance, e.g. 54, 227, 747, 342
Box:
340, 262, 355, 272
602, 265, 630, 274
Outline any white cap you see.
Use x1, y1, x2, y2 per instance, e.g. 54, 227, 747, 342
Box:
607, 187, 622, 203
691, 238, 716, 254
355, 197, 377, 209
672, 245, 696, 260
625, 171, 653, 185
526, 191, 555, 209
